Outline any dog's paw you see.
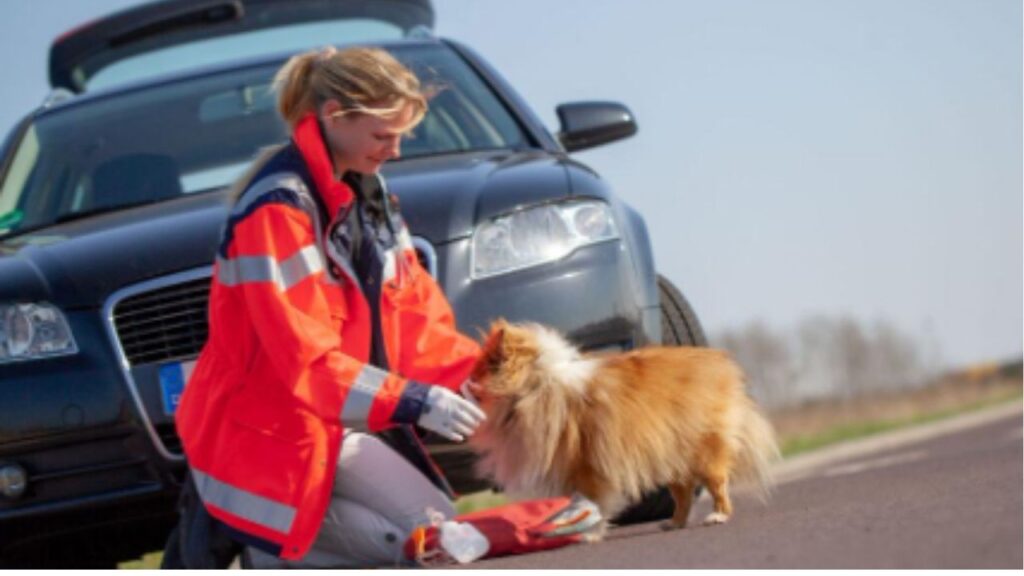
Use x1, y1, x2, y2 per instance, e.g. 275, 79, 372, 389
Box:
659, 520, 686, 531
702, 512, 729, 526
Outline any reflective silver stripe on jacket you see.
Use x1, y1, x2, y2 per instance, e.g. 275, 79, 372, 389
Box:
383, 226, 416, 285
340, 364, 390, 427
192, 468, 297, 534
217, 245, 323, 291
382, 248, 398, 284
396, 225, 415, 253
233, 172, 310, 217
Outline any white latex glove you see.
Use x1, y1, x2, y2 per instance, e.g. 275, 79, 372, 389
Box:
418, 386, 487, 442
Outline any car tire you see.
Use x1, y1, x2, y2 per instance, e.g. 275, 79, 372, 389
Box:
656, 273, 707, 348
612, 274, 706, 526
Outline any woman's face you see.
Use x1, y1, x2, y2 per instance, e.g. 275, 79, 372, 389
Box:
320, 100, 415, 175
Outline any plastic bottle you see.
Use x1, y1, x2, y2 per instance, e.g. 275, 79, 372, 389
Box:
438, 520, 490, 564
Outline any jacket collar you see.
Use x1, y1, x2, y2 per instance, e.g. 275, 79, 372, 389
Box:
293, 114, 354, 217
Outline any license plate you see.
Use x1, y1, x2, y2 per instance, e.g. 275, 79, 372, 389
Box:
158, 360, 196, 416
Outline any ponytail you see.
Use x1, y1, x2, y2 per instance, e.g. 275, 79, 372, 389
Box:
273, 51, 320, 129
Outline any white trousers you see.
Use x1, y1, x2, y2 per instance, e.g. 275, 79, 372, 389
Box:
246, 430, 456, 568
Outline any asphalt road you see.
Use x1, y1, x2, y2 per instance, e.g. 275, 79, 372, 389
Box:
469, 403, 1023, 569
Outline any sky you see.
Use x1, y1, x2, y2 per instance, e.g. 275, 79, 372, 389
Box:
1, 0, 1020, 368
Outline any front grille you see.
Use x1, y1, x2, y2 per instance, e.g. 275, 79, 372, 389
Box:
113, 278, 210, 366
155, 422, 183, 454
111, 238, 435, 368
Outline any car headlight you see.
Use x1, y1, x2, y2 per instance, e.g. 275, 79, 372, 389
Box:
0, 303, 78, 364
471, 200, 619, 279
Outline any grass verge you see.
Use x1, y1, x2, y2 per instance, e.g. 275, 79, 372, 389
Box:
777, 383, 1021, 457
119, 551, 164, 570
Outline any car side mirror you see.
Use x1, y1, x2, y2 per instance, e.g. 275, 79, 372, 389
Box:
556, 101, 637, 152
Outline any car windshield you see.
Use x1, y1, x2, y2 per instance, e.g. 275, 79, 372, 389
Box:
0, 43, 528, 239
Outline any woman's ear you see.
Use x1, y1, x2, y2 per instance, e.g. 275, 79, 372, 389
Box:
320, 99, 344, 123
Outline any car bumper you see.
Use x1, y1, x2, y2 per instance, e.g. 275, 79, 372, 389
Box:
0, 310, 183, 555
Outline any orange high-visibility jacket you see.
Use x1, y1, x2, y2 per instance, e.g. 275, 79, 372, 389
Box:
175, 114, 481, 560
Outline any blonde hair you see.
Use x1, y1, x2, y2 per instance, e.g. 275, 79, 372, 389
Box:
274, 46, 427, 131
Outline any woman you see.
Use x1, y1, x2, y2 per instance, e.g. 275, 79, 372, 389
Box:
173, 46, 485, 568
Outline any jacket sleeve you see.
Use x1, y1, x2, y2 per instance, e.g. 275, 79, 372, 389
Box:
223, 200, 427, 430
383, 219, 482, 393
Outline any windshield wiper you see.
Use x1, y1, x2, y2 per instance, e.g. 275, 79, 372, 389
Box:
53, 199, 169, 225
0, 221, 59, 242
0, 199, 169, 242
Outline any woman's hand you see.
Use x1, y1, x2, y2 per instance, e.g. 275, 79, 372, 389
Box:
418, 386, 486, 442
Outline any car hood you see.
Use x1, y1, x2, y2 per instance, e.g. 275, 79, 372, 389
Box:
0, 149, 576, 309
0, 193, 229, 309
383, 149, 575, 243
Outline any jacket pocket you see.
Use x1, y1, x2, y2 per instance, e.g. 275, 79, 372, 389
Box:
220, 388, 319, 506
228, 386, 314, 444
320, 280, 349, 324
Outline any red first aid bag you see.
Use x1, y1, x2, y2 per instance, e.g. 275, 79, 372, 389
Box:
405, 497, 592, 565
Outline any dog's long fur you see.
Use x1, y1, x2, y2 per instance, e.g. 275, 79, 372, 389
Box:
468, 320, 780, 533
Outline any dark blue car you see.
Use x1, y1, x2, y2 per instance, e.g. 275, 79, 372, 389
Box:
0, 0, 705, 566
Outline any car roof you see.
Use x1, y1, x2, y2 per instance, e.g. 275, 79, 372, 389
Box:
50, 0, 435, 93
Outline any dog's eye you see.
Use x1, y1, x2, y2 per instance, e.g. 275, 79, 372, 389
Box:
500, 409, 516, 429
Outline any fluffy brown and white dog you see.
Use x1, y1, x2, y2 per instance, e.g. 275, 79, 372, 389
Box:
466, 319, 780, 536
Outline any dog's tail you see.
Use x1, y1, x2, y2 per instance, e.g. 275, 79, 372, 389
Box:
733, 397, 781, 500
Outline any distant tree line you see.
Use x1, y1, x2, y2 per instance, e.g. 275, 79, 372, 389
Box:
713, 316, 942, 410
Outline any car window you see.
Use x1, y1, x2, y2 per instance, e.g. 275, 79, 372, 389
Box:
87, 19, 404, 92
0, 125, 40, 232
0, 44, 528, 239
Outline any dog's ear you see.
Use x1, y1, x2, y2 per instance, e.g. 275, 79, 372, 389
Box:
471, 321, 506, 380
484, 324, 506, 365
